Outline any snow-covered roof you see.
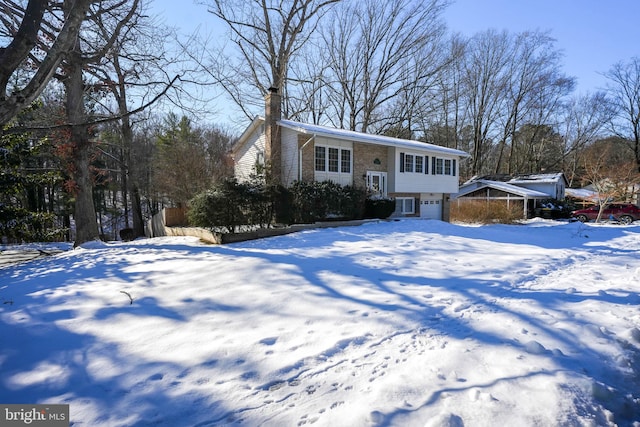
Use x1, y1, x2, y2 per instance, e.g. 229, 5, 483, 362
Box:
464, 173, 567, 186
508, 173, 567, 185
454, 179, 550, 199
278, 119, 470, 158
234, 116, 470, 158
565, 188, 598, 201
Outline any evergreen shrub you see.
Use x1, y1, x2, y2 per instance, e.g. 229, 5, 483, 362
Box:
0, 205, 67, 242
288, 181, 366, 223
188, 179, 368, 232
364, 198, 395, 219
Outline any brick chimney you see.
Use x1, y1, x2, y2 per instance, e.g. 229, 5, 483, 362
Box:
264, 86, 282, 184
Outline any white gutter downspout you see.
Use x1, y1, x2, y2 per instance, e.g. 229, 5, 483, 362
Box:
298, 134, 316, 181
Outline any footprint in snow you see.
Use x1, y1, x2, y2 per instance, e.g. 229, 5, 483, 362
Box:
524, 340, 547, 355
425, 413, 464, 427
453, 303, 470, 313
468, 388, 497, 402
148, 373, 163, 381
241, 371, 259, 380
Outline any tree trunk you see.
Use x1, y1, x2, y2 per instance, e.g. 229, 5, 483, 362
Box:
64, 38, 99, 246
121, 146, 130, 229
71, 130, 99, 245
131, 185, 145, 237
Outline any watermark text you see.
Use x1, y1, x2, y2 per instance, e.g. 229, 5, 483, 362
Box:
1, 404, 69, 426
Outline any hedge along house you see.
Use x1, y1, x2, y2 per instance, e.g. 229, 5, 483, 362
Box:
232, 88, 470, 221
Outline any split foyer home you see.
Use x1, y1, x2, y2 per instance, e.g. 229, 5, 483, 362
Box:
232, 88, 469, 221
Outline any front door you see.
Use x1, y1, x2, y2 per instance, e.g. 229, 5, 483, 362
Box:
366, 171, 387, 197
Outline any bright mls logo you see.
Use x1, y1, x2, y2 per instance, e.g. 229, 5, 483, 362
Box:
1, 404, 69, 426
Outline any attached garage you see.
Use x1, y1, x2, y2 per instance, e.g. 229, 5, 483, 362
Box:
419, 196, 443, 220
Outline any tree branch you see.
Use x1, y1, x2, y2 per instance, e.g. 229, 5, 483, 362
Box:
1, 74, 181, 135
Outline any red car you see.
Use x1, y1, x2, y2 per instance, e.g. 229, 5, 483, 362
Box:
571, 203, 640, 224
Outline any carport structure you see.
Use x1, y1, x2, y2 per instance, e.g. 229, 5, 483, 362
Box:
453, 179, 549, 219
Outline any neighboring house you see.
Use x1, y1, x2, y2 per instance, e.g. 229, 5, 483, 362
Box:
453, 173, 568, 219
506, 173, 568, 200
565, 187, 599, 208
232, 88, 469, 221
566, 183, 640, 207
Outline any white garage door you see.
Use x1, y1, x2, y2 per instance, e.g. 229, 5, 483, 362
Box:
420, 198, 442, 220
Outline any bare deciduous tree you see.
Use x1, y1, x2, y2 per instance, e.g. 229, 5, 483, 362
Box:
605, 57, 640, 172
199, 0, 340, 120
556, 92, 614, 185
462, 29, 511, 175
88, 2, 178, 239
378, 30, 456, 138
0, 0, 92, 126
319, 0, 449, 132
422, 34, 469, 151
444, 29, 574, 176
493, 31, 573, 174
580, 139, 640, 221
59, 0, 142, 245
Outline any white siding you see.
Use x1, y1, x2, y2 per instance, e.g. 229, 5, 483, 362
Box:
514, 182, 565, 199
390, 148, 460, 194
313, 137, 353, 187
520, 183, 553, 197
281, 128, 299, 187
234, 125, 265, 182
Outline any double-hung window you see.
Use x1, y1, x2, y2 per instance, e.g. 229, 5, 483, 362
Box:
315, 145, 352, 174
328, 147, 339, 172
341, 150, 351, 173
404, 154, 414, 172
431, 157, 457, 176
400, 152, 428, 174
444, 159, 452, 175
396, 197, 415, 214
315, 146, 326, 171
415, 156, 423, 173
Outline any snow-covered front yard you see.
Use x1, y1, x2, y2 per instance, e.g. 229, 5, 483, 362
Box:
1, 219, 639, 426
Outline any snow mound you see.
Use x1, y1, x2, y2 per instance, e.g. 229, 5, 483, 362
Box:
524, 340, 547, 355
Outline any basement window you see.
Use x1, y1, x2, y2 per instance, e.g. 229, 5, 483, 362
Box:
396, 197, 415, 214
